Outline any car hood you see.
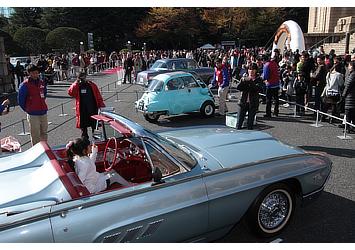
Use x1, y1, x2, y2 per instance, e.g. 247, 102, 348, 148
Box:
158, 127, 303, 169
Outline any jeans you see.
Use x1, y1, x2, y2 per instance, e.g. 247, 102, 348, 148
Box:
238, 103, 257, 129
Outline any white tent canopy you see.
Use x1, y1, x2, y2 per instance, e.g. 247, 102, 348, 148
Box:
199, 43, 216, 50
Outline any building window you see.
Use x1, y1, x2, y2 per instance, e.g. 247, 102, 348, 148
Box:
314, 7, 319, 29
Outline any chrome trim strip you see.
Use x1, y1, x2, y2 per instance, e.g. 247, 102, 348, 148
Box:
302, 163, 331, 199
302, 186, 324, 199
0, 213, 50, 231
120, 225, 143, 243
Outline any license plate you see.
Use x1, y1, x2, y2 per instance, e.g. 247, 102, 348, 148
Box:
140, 77, 144, 83
138, 101, 144, 110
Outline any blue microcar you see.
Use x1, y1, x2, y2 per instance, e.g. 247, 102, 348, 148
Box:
136, 71, 216, 122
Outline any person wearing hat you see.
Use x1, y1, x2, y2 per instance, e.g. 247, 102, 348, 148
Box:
68, 72, 105, 139
18, 64, 48, 146
236, 63, 263, 130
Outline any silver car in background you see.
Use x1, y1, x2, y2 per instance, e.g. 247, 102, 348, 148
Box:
136, 58, 214, 87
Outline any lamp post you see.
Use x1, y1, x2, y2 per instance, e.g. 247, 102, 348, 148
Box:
80, 41, 84, 53
143, 42, 146, 52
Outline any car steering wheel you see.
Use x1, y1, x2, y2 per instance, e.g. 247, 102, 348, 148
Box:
103, 137, 122, 171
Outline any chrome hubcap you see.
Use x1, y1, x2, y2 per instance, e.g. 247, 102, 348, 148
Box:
258, 190, 291, 231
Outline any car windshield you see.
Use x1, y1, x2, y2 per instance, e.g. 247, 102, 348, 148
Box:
147, 79, 164, 92
151, 61, 167, 69
145, 130, 197, 170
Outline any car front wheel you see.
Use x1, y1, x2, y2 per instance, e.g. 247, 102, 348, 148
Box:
144, 113, 160, 123
248, 183, 295, 238
200, 101, 215, 117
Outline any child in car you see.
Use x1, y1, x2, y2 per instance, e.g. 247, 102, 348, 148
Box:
66, 137, 130, 194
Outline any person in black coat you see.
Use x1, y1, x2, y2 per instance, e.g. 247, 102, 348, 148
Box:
123, 53, 134, 84
236, 63, 263, 130
340, 61, 355, 133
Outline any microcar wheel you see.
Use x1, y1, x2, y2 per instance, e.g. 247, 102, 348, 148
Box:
247, 183, 295, 238
144, 113, 160, 123
200, 101, 215, 117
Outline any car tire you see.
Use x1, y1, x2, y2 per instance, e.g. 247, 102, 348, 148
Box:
144, 113, 160, 123
247, 183, 295, 238
200, 101, 215, 117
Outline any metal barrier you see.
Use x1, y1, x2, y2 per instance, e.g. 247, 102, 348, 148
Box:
260, 92, 355, 140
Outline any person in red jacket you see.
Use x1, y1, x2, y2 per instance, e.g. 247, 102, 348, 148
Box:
68, 72, 105, 139
18, 64, 48, 146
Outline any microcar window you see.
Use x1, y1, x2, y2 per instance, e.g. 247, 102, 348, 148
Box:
147, 79, 164, 92
181, 75, 199, 88
165, 77, 184, 91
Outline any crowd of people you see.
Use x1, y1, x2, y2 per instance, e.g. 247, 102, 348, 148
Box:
2, 44, 355, 148
198, 45, 355, 132
1, 44, 355, 193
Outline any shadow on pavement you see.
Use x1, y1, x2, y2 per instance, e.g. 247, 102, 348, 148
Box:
299, 145, 355, 158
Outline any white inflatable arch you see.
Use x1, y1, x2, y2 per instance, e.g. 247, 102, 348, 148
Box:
272, 20, 305, 56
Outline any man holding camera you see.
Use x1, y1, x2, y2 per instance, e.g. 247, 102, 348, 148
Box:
68, 72, 105, 139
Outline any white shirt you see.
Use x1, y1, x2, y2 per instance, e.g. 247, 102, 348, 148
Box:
74, 146, 107, 194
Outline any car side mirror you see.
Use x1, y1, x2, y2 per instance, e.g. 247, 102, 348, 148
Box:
151, 167, 165, 186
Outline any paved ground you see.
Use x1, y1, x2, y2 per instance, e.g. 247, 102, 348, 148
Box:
1, 71, 354, 242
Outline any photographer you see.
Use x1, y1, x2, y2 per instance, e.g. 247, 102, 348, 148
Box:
68, 72, 105, 139
236, 63, 263, 130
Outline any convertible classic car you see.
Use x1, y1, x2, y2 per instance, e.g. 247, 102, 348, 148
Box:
0, 111, 331, 242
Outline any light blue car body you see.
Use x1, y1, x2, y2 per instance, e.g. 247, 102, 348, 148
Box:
0, 112, 332, 242
136, 72, 215, 119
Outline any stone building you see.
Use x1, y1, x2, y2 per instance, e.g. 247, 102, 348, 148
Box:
305, 7, 355, 54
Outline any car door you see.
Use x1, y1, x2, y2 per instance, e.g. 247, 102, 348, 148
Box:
49, 144, 208, 243
165, 77, 190, 114
181, 75, 204, 111
0, 205, 54, 242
